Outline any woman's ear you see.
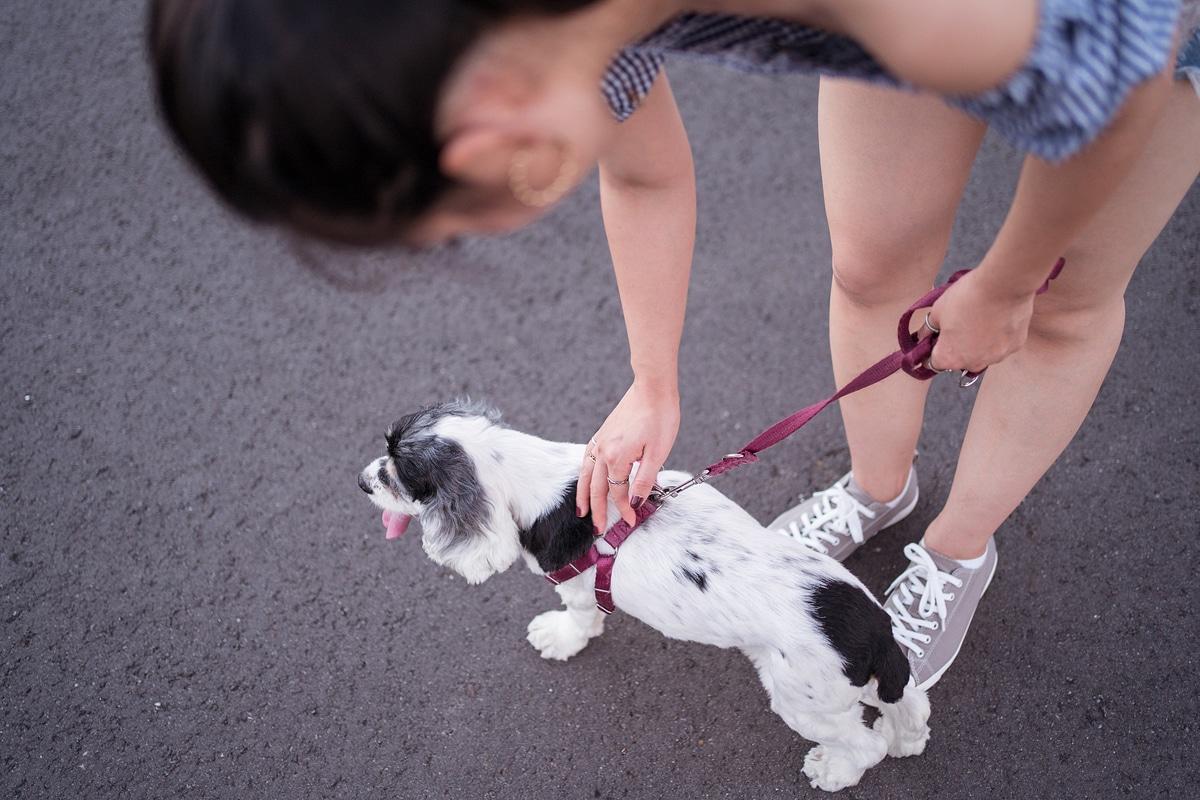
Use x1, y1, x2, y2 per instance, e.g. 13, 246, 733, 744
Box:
439, 127, 519, 188
441, 128, 570, 195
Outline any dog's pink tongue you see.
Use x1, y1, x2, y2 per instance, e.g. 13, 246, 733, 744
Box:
381, 510, 412, 540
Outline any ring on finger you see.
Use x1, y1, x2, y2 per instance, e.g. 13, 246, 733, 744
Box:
607, 476, 629, 486
587, 453, 597, 464
923, 313, 940, 335
925, 353, 951, 374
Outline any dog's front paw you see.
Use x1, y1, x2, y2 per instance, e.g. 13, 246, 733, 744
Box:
802, 746, 866, 793
526, 610, 599, 661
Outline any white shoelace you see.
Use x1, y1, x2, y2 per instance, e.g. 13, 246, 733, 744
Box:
777, 476, 877, 555
885, 543, 964, 658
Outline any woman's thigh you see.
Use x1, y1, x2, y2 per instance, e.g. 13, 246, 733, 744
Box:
1031, 80, 1200, 332
818, 78, 987, 301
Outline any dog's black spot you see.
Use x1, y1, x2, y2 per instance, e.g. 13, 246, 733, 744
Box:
809, 580, 910, 703
518, 480, 594, 572
376, 464, 390, 486
678, 567, 708, 592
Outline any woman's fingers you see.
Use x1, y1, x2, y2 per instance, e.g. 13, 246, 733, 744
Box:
589, 452, 610, 535
608, 457, 636, 526
576, 443, 596, 517
919, 309, 951, 372
629, 453, 661, 512
930, 339, 989, 374
926, 309, 984, 372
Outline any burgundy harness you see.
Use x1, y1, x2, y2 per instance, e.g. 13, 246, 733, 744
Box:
546, 260, 1066, 614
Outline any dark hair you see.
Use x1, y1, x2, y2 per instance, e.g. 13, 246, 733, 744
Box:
148, 0, 598, 244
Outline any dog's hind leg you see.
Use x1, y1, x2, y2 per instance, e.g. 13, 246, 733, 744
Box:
754, 651, 888, 792
793, 708, 889, 793
526, 575, 605, 661
869, 681, 931, 758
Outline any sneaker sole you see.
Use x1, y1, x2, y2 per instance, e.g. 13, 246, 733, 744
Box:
912, 554, 998, 692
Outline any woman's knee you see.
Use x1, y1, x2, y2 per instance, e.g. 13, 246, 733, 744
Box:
1028, 293, 1126, 348
829, 236, 946, 308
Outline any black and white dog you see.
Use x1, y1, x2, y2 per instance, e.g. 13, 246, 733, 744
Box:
358, 401, 930, 792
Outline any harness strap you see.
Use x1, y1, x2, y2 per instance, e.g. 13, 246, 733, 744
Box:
545, 259, 1065, 614
546, 500, 659, 613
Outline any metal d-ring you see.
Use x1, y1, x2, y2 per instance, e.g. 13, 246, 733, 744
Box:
958, 370, 983, 388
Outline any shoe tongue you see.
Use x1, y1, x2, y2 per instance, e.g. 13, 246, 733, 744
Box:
381, 510, 412, 540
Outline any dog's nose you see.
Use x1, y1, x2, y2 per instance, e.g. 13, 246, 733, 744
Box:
357, 474, 373, 494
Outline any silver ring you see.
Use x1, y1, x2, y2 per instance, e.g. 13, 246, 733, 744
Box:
958, 370, 982, 388
587, 453, 597, 464
923, 313, 940, 335
607, 477, 629, 486
924, 354, 951, 374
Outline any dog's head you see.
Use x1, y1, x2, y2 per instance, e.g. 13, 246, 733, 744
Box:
358, 400, 522, 584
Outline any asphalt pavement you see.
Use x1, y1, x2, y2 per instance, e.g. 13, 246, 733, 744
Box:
2, 2, 1198, 799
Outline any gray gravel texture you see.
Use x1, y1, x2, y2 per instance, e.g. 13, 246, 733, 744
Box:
2, 3, 1198, 799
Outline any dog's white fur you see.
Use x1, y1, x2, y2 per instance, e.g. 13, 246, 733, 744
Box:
362, 410, 930, 792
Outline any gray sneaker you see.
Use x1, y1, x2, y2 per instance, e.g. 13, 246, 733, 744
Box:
768, 467, 919, 561
884, 538, 998, 690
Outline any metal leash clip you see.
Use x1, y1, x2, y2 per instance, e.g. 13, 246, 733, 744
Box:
648, 470, 710, 504
648, 452, 745, 504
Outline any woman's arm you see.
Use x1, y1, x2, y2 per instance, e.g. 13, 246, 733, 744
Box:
576, 72, 696, 533
928, 63, 1175, 372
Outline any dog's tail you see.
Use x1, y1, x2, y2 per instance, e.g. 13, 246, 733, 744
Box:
810, 578, 912, 704
871, 629, 911, 704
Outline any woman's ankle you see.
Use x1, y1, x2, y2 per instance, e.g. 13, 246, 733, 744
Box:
848, 462, 911, 504
922, 517, 990, 561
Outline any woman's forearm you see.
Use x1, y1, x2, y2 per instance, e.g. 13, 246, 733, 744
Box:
978, 67, 1174, 295
599, 172, 695, 390
597, 74, 696, 393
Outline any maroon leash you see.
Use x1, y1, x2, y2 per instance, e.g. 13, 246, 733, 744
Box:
547, 260, 1066, 614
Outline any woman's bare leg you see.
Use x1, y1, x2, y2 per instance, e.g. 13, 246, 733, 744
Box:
924, 80, 1200, 559
819, 79, 986, 501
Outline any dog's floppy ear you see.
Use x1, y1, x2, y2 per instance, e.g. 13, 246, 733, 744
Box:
388, 436, 441, 503
518, 480, 594, 572
385, 410, 455, 503
389, 433, 489, 542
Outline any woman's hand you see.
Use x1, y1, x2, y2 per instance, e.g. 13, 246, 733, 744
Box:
577, 379, 680, 534
926, 266, 1037, 374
